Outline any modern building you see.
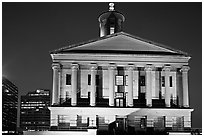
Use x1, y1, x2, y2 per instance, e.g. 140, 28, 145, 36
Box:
49, 3, 193, 135
2, 77, 18, 134
20, 89, 50, 131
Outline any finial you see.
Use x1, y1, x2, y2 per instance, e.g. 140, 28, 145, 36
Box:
109, 3, 114, 11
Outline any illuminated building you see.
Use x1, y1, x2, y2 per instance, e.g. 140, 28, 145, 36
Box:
2, 77, 18, 134
48, 3, 193, 135
20, 89, 50, 131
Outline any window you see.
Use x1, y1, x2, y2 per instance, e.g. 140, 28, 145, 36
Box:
139, 76, 145, 86
161, 76, 165, 87
115, 76, 124, 86
116, 98, 123, 107
88, 74, 91, 85
115, 92, 124, 98
66, 74, 71, 85
169, 76, 173, 87
110, 27, 115, 34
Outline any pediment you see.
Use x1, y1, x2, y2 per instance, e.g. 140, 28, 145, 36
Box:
51, 32, 189, 56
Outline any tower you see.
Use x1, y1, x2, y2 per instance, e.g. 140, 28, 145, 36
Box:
98, 3, 125, 37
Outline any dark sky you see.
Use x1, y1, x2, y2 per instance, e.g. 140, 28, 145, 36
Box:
2, 2, 202, 128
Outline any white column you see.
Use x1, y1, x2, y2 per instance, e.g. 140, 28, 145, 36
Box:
90, 64, 97, 106
151, 71, 156, 99
145, 65, 153, 107
163, 66, 171, 107
108, 64, 116, 106
71, 64, 79, 106
181, 66, 190, 107
52, 63, 60, 105
58, 67, 62, 104
172, 71, 177, 101
133, 68, 139, 99
127, 65, 134, 107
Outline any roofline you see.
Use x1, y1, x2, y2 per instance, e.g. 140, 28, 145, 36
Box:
50, 31, 191, 57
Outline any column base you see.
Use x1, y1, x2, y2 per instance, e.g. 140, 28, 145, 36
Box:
109, 104, 114, 107
183, 105, 189, 108
71, 103, 77, 106
90, 103, 96, 106
127, 104, 133, 107
165, 104, 171, 107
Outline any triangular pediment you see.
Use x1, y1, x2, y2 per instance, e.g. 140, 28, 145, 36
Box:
51, 32, 189, 56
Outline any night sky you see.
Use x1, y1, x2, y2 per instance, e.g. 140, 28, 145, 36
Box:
2, 2, 202, 128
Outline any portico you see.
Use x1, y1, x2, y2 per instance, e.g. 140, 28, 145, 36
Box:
51, 61, 190, 108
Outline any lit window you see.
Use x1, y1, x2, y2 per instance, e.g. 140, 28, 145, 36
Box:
115, 76, 124, 86
110, 27, 115, 34
66, 74, 71, 85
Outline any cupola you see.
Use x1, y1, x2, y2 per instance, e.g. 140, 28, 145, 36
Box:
98, 3, 125, 37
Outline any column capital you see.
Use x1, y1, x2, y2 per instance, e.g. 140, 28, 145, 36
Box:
52, 63, 61, 70
127, 65, 134, 71
71, 64, 79, 70
90, 64, 98, 70
162, 65, 171, 72
180, 66, 190, 72
144, 65, 153, 71
108, 64, 117, 70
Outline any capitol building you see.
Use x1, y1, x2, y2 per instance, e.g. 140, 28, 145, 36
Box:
48, 3, 193, 135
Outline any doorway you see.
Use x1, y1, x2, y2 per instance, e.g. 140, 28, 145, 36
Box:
115, 117, 127, 134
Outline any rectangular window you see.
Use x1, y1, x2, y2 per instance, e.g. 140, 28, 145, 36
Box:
116, 98, 123, 107
66, 74, 71, 85
88, 74, 91, 85
169, 76, 173, 87
115, 75, 124, 86
139, 76, 145, 86
115, 92, 124, 98
110, 27, 115, 34
161, 76, 165, 87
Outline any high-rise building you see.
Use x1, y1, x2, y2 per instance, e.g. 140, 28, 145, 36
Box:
48, 3, 193, 135
20, 89, 50, 131
2, 77, 18, 134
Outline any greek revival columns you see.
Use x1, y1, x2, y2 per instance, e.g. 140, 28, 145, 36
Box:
162, 66, 171, 107
108, 64, 116, 106
90, 64, 98, 106
127, 65, 134, 107
181, 66, 190, 107
71, 64, 79, 106
52, 63, 61, 105
145, 65, 153, 107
